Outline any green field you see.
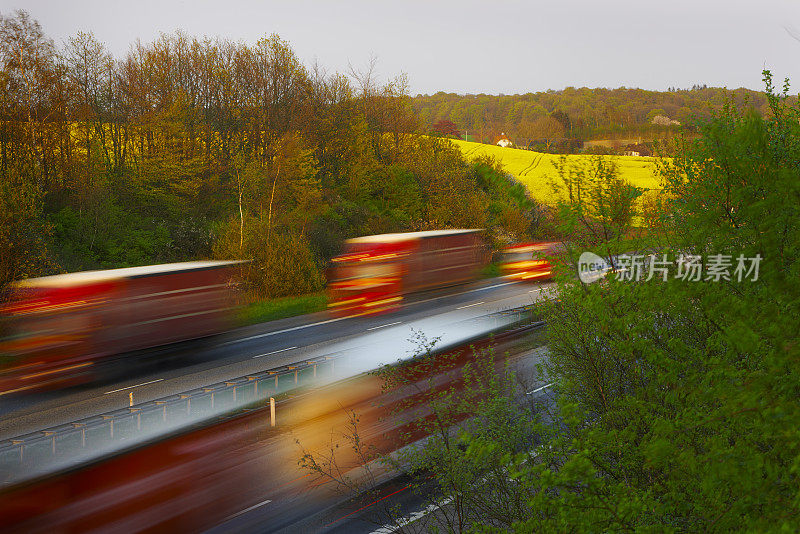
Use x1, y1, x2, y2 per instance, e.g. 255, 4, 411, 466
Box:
449, 139, 663, 205
238, 291, 328, 325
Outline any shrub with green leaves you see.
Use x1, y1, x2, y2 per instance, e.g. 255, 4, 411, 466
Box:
524, 71, 800, 532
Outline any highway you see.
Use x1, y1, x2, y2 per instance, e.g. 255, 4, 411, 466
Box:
0, 278, 554, 443
209, 343, 556, 534
2, 279, 551, 532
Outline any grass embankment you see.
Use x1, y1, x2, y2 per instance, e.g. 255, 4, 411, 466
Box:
449, 139, 663, 204
238, 291, 328, 326
238, 265, 506, 326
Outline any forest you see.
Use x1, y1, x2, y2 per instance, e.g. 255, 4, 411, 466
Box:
0, 10, 537, 299
1, 9, 782, 302
413, 85, 773, 151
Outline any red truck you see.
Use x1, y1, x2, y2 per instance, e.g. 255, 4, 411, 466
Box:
0, 261, 242, 396
499, 241, 565, 281
327, 229, 485, 316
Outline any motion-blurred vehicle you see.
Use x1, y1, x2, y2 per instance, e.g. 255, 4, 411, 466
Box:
499, 241, 564, 281
0, 261, 242, 396
0, 322, 534, 532
327, 229, 485, 316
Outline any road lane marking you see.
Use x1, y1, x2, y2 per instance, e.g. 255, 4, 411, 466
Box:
252, 346, 297, 359
526, 382, 554, 395
104, 379, 163, 395
225, 279, 535, 347
367, 321, 402, 331
223, 316, 349, 346
370, 497, 454, 533
474, 281, 516, 291
402, 281, 518, 308
224, 498, 273, 521
456, 301, 484, 310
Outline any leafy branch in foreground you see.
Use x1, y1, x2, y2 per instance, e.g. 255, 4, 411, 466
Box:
519, 71, 800, 532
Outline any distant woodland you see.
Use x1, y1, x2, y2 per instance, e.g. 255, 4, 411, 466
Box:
413, 86, 772, 152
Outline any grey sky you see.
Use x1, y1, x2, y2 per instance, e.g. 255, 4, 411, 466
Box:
5, 0, 800, 95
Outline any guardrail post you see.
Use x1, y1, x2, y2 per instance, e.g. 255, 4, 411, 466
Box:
129, 408, 141, 430
43, 431, 55, 455
156, 400, 167, 422
203, 387, 216, 410
101, 416, 114, 439
12, 440, 22, 462
270, 397, 276, 427
72, 423, 85, 447
180, 394, 191, 415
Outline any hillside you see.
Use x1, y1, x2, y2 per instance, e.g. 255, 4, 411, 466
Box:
448, 139, 662, 204
415, 87, 771, 145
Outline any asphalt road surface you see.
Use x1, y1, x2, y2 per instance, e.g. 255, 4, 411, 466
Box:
0, 278, 554, 441
206, 349, 557, 534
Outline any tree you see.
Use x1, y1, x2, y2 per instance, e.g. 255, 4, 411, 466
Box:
431, 119, 460, 138
547, 154, 643, 265
550, 109, 572, 135
0, 10, 57, 286
527, 115, 564, 151
523, 73, 800, 531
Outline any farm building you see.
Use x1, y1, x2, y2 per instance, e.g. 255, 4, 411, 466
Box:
495, 133, 513, 148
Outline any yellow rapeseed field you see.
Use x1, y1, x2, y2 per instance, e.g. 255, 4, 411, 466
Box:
449, 139, 664, 205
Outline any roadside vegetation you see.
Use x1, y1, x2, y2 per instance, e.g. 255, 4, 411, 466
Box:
299, 74, 800, 531
237, 291, 328, 326
0, 10, 539, 308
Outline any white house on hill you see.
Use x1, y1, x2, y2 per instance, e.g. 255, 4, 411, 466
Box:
496, 133, 513, 148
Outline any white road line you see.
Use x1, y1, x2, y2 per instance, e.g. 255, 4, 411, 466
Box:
367, 321, 402, 331
526, 382, 554, 395
252, 346, 297, 359
370, 497, 453, 533
529, 288, 544, 293
225, 280, 524, 347
474, 281, 516, 292
224, 499, 273, 521
404, 281, 517, 308
456, 301, 484, 310
223, 316, 348, 346
104, 379, 163, 395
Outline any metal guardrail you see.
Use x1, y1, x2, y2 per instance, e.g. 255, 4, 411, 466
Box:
0, 307, 546, 485
0, 352, 342, 485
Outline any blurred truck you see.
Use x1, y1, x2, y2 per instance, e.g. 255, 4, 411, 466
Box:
0, 261, 242, 396
327, 229, 485, 316
499, 241, 565, 281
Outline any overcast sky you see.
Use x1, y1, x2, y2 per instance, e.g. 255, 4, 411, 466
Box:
4, 0, 800, 95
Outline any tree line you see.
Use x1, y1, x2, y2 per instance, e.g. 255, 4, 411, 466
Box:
413, 85, 774, 150
0, 10, 539, 297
